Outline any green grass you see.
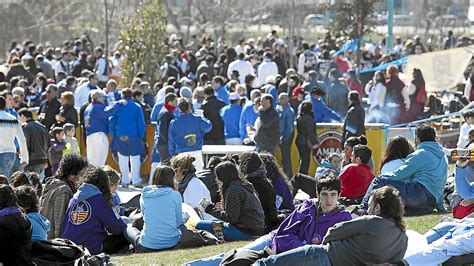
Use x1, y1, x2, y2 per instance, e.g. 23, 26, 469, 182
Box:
111, 213, 448, 265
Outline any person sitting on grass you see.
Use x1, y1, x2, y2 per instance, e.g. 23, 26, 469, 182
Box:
14, 185, 50, 240
315, 153, 342, 179
355, 123, 448, 216
259, 153, 294, 212
254, 186, 408, 266
380, 135, 414, 174
187, 172, 351, 266
61, 166, 127, 255
102, 165, 125, 216
338, 144, 375, 202
195, 161, 265, 241
124, 165, 183, 252
0, 185, 32, 265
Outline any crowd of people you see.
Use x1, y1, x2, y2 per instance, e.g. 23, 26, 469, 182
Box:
0, 29, 474, 264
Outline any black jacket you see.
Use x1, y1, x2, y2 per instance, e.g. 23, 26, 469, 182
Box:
206, 180, 265, 236
57, 104, 78, 127
22, 119, 50, 166
0, 211, 32, 265
254, 108, 280, 149
196, 169, 221, 203
157, 108, 175, 146
342, 101, 366, 143
327, 80, 349, 118
38, 98, 61, 130
245, 168, 279, 233
201, 96, 226, 141
296, 114, 319, 147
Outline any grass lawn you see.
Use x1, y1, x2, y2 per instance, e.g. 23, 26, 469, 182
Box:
111, 213, 448, 265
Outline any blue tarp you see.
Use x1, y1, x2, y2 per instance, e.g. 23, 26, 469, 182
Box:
359, 56, 408, 74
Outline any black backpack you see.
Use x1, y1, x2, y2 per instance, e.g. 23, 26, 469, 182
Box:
31, 239, 110, 266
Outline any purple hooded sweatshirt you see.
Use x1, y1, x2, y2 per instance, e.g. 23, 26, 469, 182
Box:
271, 199, 351, 254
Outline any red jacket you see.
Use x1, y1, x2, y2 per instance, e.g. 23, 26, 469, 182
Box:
339, 163, 374, 199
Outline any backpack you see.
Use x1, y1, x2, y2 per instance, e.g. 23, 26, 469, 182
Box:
415, 83, 427, 105
31, 239, 110, 266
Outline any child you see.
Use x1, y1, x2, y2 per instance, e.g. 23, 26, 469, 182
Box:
315, 153, 342, 179
457, 110, 474, 148
48, 127, 66, 174
102, 165, 124, 216
63, 123, 80, 155
338, 144, 375, 201
14, 185, 50, 241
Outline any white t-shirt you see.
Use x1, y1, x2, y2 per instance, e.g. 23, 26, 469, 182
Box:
183, 177, 211, 208
381, 159, 405, 174
457, 123, 474, 148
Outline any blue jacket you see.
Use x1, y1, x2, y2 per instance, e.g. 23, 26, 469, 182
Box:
239, 102, 259, 140
105, 91, 121, 106
455, 167, 474, 199
220, 104, 243, 139
139, 185, 182, 250
383, 141, 448, 202
109, 98, 146, 139
144, 93, 155, 108
278, 104, 295, 142
309, 96, 341, 123
62, 183, 126, 255
168, 112, 212, 155
315, 160, 340, 178
27, 212, 50, 241
84, 102, 122, 136
150, 101, 164, 128
268, 86, 278, 106
216, 85, 230, 105
111, 192, 125, 216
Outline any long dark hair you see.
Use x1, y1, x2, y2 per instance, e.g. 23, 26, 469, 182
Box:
152, 165, 176, 189
215, 161, 241, 198
380, 136, 414, 170
412, 68, 425, 88
80, 166, 113, 208
259, 153, 292, 191
300, 101, 314, 117
370, 186, 406, 232
0, 184, 17, 209
345, 135, 368, 148
374, 70, 386, 84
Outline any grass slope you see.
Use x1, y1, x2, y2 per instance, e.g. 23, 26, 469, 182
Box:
111, 213, 447, 265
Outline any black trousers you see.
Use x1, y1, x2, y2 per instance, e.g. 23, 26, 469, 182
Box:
291, 173, 317, 198
296, 143, 311, 175
280, 134, 294, 178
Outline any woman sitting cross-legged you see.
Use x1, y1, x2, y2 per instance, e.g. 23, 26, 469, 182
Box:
124, 165, 183, 252
195, 161, 266, 241
61, 166, 128, 255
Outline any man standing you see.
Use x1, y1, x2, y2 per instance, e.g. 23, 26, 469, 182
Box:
220, 92, 244, 145
0, 96, 28, 180
18, 108, 49, 175
38, 84, 61, 130
326, 69, 349, 118
94, 46, 109, 88
53, 49, 72, 79
258, 52, 278, 86
277, 93, 295, 177
227, 53, 254, 84
74, 73, 99, 110
211, 76, 229, 105
342, 91, 366, 147
254, 94, 280, 154
201, 86, 226, 145
297, 42, 318, 79
84, 90, 125, 167
168, 99, 212, 171
110, 88, 146, 187
239, 90, 261, 143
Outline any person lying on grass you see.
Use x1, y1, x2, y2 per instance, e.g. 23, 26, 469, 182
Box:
187, 171, 351, 266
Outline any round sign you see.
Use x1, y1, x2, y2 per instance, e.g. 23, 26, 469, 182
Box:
315, 131, 343, 164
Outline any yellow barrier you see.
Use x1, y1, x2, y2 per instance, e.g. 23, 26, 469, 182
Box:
77, 123, 386, 178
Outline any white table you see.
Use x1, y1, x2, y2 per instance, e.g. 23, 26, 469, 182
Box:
201, 145, 256, 164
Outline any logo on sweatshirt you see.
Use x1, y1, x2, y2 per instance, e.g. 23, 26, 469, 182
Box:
69, 201, 92, 225
184, 134, 197, 147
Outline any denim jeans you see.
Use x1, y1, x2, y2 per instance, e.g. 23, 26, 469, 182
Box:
186, 234, 273, 266
254, 244, 332, 266
194, 220, 253, 241
280, 134, 294, 178
0, 152, 16, 181
360, 177, 436, 216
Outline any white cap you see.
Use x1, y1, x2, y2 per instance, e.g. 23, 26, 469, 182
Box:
229, 92, 243, 101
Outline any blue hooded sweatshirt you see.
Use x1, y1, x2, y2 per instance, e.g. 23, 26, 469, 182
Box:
109, 98, 146, 139
278, 104, 295, 142
139, 185, 182, 250
307, 95, 341, 123
168, 112, 212, 155
27, 212, 50, 240
239, 102, 259, 140
455, 166, 474, 199
220, 103, 243, 139
383, 141, 448, 202
62, 183, 126, 255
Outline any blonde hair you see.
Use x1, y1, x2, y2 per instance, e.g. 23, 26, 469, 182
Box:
101, 165, 121, 186
386, 65, 399, 79
61, 91, 74, 105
